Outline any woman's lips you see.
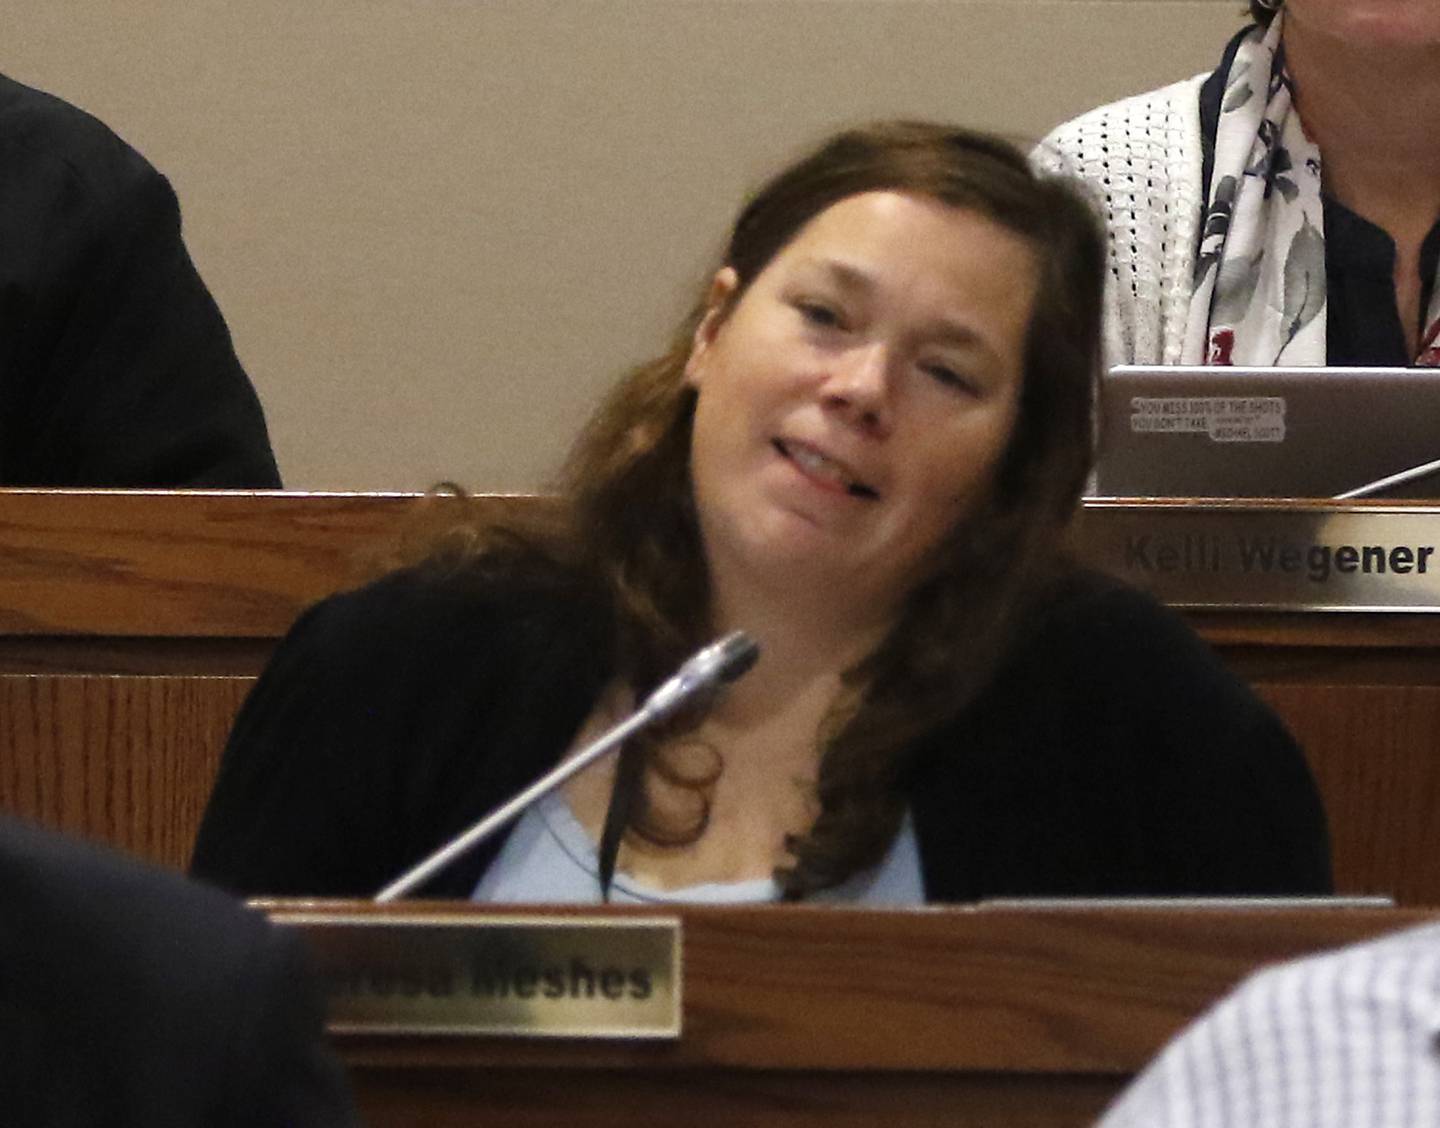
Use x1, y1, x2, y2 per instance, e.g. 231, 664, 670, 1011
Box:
773, 439, 878, 500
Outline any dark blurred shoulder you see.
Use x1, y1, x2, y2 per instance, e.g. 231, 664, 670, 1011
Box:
0, 71, 156, 202
0, 814, 286, 1054
0, 813, 244, 928
0, 816, 358, 1126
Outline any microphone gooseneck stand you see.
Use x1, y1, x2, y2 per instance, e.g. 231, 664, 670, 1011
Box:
373, 631, 760, 902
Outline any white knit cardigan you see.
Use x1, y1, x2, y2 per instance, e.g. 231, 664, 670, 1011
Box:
1039, 75, 1208, 366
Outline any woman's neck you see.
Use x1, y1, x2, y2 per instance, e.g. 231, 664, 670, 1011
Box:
1286, 18, 1440, 246
559, 571, 889, 890
702, 570, 893, 730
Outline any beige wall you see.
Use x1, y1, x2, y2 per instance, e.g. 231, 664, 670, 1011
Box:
4, 1, 1239, 490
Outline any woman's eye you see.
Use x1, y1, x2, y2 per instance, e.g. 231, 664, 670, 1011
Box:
797, 301, 843, 329
923, 363, 974, 394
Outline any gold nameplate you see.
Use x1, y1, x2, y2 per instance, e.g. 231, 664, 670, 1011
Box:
1077, 501, 1440, 610
276, 912, 681, 1039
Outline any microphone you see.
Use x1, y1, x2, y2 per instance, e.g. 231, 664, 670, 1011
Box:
631, 630, 762, 723
374, 630, 760, 902
1333, 455, 1440, 500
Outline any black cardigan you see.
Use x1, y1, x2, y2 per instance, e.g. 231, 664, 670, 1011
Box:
191, 565, 1332, 900
0, 72, 280, 487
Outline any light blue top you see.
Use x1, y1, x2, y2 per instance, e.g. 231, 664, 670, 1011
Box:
472, 791, 925, 905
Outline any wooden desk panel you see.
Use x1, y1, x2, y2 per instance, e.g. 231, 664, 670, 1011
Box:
0, 492, 1438, 904
0, 489, 415, 637
10, 669, 1434, 897
0, 675, 250, 869
351, 1068, 1119, 1128
307, 904, 1423, 1075
266, 902, 1438, 1128
1253, 683, 1440, 904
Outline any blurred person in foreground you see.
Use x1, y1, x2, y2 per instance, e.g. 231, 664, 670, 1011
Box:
1041, 0, 1440, 368
0, 816, 356, 1127
1099, 920, 1440, 1127
191, 121, 1330, 904
0, 71, 281, 486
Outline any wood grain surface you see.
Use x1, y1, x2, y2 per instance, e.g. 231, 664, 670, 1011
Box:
0, 675, 251, 868
0, 489, 407, 636
0, 488, 548, 638
8, 668, 1438, 898
276, 902, 1432, 1074
350, 1068, 1119, 1128
0, 489, 1431, 645
261, 901, 1438, 1128
1259, 683, 1440, 904
2, 493, 1438, 1124
2, 492, 1440, 903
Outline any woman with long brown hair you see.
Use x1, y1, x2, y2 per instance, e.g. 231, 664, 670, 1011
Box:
192, 121, 1330, 902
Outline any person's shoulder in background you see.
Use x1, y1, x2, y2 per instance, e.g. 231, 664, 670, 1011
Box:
0, 816, 358, 1127
1034, 75, 1208, 369
0, 70, 153, 199
1037, 74, 1206, 176
1099, 919, 1440, 1127
0, 70, 281, 488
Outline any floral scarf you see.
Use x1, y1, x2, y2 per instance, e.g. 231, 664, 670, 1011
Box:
1184, 14, 1440, 367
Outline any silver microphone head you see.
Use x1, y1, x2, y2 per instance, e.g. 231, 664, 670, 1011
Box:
704, 630, 762, 685
639, 631, 760, 722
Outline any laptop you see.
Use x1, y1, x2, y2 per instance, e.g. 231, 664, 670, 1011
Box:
1092, 366, 1440, 499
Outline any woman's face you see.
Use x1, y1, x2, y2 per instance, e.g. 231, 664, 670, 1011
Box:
1285, 0, 1440, 50
683, 190, 1038, 617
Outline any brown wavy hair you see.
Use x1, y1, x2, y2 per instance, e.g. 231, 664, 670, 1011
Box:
429, 121, 1104, 897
